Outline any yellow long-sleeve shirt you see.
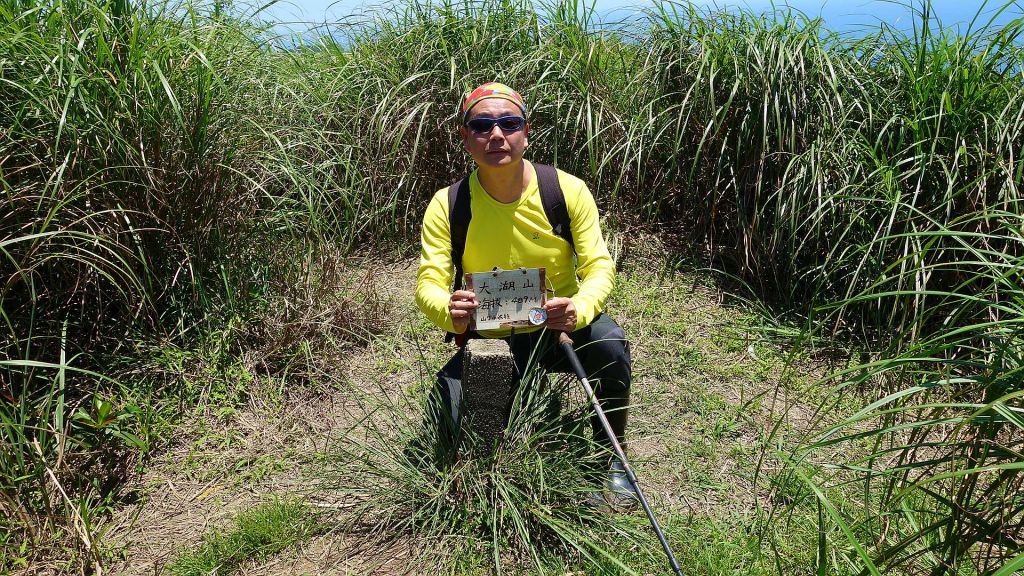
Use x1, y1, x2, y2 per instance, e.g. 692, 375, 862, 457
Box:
416, 161, 615, 338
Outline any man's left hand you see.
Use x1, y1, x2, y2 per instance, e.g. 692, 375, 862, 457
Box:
544, 297, 577, 332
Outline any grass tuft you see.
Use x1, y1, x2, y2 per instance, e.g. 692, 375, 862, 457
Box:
325, 362, 660, 574
166, 498, 318, 576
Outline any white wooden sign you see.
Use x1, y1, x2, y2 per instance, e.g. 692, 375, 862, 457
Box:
466, 267, 547, 331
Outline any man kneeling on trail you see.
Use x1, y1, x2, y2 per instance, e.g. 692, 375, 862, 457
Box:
415, 82, 637, 507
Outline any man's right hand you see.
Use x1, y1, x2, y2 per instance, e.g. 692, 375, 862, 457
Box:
448, 290, 479, 333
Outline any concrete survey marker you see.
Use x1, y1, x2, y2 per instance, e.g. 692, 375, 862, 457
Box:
462, 338, 517, 450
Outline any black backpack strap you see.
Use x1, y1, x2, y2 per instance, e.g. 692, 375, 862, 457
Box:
446, 176, 472, 344
534, 163, 574, 253
448, 176, 472, 291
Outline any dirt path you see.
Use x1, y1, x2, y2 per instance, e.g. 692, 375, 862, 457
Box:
105, 251, 827, 575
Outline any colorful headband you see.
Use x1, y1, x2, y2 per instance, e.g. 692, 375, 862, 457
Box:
461, 82, 527, 121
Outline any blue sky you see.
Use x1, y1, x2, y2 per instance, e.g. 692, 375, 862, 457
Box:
258, 1, 1022, 34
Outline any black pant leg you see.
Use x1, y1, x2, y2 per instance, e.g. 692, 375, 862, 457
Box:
426, 349, 465, 460
565, 314, 632, 449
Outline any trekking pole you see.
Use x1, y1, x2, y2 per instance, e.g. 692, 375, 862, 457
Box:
557, 331, 684, 576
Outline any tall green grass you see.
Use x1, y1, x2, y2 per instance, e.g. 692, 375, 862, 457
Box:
2, 0, 1022, 572
0, 0, 355, 567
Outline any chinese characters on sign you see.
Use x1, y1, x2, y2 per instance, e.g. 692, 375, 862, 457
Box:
466, 268, 546, 330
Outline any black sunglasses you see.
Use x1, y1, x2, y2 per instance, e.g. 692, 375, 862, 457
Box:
464, 115, 527, 134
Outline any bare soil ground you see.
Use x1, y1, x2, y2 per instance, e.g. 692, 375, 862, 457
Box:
103, 248, 832, 575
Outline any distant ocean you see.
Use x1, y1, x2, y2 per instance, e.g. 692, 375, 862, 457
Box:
258, 0, 1023, 35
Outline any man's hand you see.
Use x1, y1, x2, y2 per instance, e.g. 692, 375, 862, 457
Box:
544, 297, 577, 332
448, 290, 479, 333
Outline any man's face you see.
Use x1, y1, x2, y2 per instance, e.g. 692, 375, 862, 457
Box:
460, 98, 529, 168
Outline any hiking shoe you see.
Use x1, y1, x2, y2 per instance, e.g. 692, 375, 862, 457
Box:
584, 489, 610, 511
604, 458, 640, 511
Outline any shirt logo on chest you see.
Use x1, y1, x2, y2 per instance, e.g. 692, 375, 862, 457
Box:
532, 232, 540, 240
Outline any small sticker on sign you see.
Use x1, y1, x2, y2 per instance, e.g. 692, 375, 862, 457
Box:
528, 307, 547, 325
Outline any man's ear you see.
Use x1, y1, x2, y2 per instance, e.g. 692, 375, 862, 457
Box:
459, 125, 469, 148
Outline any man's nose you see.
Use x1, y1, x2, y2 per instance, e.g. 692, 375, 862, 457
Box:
487, 124, 505, 139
